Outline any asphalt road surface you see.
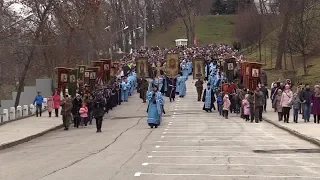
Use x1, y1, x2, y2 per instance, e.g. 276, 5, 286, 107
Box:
1, 79, 320, 180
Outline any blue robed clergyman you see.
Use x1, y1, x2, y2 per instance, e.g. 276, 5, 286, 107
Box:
147, 85, 164, 129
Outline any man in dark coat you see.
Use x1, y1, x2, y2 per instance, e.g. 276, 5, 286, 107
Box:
167, 77, 177, 102
254, 87, 264, 122
260, 84, 269, 112
195, 79, 204, 101
72, 94, 82, 128
139, 76, 149, 103
60, 95, 73, 130
93, 93, 106, 133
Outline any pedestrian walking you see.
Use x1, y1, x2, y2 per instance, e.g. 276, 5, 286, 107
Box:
79, 103, 88, 127
273, 89, 283, 121
147, 85, 164, 128
93, 93, 106, 132
72, 94, 82, 128
33, 92, 44, 117
292, 93, 301, 123
60, 95, 73, 130
301, 84, 312, 122
242, 94, 250, 121
195, 79, 204, 101
217, 93, 223, 116
47, 95, 54, 117
311, 85, 320, 124
223, 95, 231, 119
280, 85, 293, 123
53, 91, 61, 117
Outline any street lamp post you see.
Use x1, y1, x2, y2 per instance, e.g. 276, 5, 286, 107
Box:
108, 26, 128, 60
143, 5, 147, 48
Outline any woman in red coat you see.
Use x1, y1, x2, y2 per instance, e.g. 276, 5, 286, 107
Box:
52, 91, 61, 117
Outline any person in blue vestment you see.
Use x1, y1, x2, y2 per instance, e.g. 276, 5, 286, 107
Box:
176, 75, 181, 95
178, 75, 187, 98
147, 85, 164, 128
202, 83, 216, 112
121, 77, 130, 102
158, 76, 164, 94
181, 61, 189, 80
187, 60, 193, 75
127, 73, 133, 96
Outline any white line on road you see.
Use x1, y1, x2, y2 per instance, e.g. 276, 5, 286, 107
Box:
155, 145, 291, 148
140, 162, 320, 168
134, 172, 320, 178
159, 135, 279, 138
146, 155, 320, 159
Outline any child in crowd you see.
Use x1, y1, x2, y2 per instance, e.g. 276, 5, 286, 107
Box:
223, 94, 231, 119
292, 93, 301, 123
216, 93, 223, 116
242, 94, 250, 121
79, 103, 88, 127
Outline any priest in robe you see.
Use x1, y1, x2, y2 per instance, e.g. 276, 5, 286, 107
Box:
121, 77, 131, 102
178, 73, 187, 98
187, 60, 193, 75
202, 83, 216, 112
181, 61, 189, 80
146, 85, 164, 128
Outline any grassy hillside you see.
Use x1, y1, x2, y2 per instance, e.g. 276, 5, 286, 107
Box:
147, 15, 235, 47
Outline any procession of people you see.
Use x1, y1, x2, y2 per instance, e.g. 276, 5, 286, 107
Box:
45, 43, 320, 133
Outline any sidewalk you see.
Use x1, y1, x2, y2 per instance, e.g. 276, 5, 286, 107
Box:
263, 103, 320, 146
0, 111, 62, 150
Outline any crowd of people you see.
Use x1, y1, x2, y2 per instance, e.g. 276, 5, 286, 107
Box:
32, 43, 320, 133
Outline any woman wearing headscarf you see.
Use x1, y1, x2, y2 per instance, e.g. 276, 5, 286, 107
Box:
147, 85, 164, 128
280, 84, 293, 123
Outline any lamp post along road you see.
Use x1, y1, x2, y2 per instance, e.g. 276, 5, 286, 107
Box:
108, 26, 128, 60
143, 4, 147, 48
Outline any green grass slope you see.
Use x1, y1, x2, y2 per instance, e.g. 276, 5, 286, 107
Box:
147, 15, 235, 47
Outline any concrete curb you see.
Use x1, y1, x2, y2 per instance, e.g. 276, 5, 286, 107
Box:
0, 124, 63, 151
0, 109, 48, 127
263, 118, 320, 147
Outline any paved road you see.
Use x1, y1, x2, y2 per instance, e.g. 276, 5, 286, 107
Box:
2, 79, 320, 180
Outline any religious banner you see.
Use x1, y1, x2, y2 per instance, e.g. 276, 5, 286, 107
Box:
193, 58, 205, 80
68, 68, 77, 97
84, 70, 92, 86
223, 57, 237, 82
242, 62, 262, 91
100, 59, 112, 82
77, 65, 87, 81
92, 61, 104, 80
154, 61, 165, 78
135, 57, 148, 77
55, 67, 71, 97
165, 53, 180, 78
88, 67, 98, 89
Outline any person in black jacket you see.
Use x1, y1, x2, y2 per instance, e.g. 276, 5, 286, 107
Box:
93, 93, 106, 133
72, 94, 82, 128
202, 83, 216, 112
300, 84, 312, 122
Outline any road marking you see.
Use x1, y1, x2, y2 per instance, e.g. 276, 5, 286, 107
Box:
173, 112, 176, 114
159, 135, 280, 138
180, 139, 302, 142
134, 172, 141, 177
162, 132, 167, 134
174, 109, 178, 111
157, 141, 169, 143
155, 145, 291, 148
145, 155, 320, 159
161, 136, 165, 138
155, 145, 160, 148
136, 172, 320, 178
140, 162, 320, 168
149, 150, 288, 154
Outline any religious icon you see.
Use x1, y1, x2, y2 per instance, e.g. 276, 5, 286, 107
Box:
79, 67, 85, 73
227, 63, 234, 71
245, 67, 250, 76
61, 73, 68, 83
140, 63, 145, 75
70, 75, 76, 83
85, 72, 90, 78
252, 68, 259, 78
165, 53, 179, 78
104, 64, 110, 71
90, 72, 96, 79
193, 58, 205, 80
197, 62, 201, 75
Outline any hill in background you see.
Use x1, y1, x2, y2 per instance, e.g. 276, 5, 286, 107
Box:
147, 15, 320, 86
